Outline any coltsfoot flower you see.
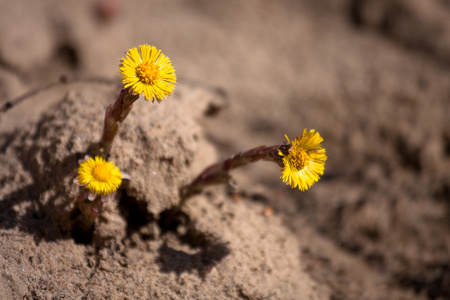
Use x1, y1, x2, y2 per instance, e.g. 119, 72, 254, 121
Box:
120, 44, 176, 102
74, 156, 130, 202
279, 129, 327, 191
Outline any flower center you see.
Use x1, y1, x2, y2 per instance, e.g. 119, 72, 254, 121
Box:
92, 163, 112, 182
289, 148, 309, 170
136, 60, 160, 84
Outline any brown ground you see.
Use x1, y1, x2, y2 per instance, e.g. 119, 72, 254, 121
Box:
1, 0, 450, 299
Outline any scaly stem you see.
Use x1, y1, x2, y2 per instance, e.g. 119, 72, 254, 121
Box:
75, 194, 105, 229
179, 143, 290, 206
97, 88, 139, 158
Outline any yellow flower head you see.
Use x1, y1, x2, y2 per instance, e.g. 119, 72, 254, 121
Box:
279, 129, 327, 191
77, 156, 123, 197
120, 44, 176, 102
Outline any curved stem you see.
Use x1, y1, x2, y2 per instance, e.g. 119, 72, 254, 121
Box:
179, 143, 290, 206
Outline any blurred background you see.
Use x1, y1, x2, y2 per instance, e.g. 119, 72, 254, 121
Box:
1, 0, 449, 299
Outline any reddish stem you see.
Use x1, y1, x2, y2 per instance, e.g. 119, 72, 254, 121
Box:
76, 194, 104, 227
179, 143, 290, 205
98, 88, 139, 157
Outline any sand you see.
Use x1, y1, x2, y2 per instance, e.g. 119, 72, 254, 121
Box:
1, 0, 450, 299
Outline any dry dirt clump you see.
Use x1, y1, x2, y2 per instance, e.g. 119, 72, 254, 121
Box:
0, 84, 321, 299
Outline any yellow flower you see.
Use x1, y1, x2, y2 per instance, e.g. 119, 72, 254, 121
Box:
120, 44, 176, 102
76, 156, 124, 200
279, 129, 327, 191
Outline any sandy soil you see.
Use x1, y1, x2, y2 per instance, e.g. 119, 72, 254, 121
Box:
1, 0, 450, 299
